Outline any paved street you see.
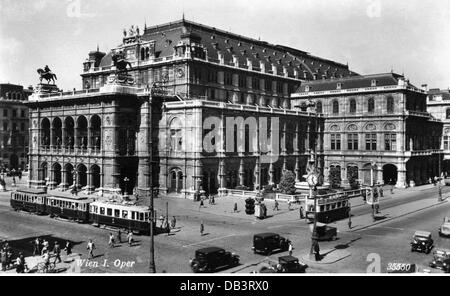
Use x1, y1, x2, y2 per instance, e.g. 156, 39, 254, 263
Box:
1, 175, 450, 273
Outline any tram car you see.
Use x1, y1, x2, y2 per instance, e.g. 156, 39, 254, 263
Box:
10, 188, 48, 215
45, 194, 94, 223
306, 193, 350, 224
89, 201, 153, 234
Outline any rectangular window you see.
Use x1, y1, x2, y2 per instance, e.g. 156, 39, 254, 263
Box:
264, 79, 272, 91
331, 133, 341, 150
20, 123, 25, 131
252, 77, 260, 90
276, 81, 283, 93
224, 72, 233, 85
365, 133, 377, 151
3, 109, 7, 117
106, 208, 112, 216
347, 133, 358, 150
122, 210, 128, 219
444, 136, 450, 151
3, 122, 7, 131
207, 69, 217, 83
114, 209, 120, 218
385, 133, 397, 151
238, 74, 246, 88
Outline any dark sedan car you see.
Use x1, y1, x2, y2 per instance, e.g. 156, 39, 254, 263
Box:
410, 231, 434, 254
429, 249, 450, 273
190, 247, 239, 273
252, 233, 290, 255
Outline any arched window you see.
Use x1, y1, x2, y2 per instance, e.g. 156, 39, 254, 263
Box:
349, 99, 356, 114
316, 101, 322, 113
169, 118, 183, 152
446, 108, 450, 119
332, 100, 339, 114
387, 96, 394, 113
368, 97, 375, 113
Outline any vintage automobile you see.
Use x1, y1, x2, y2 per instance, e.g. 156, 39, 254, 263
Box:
256, 256, 308, 273
438, 217, 450, 237
313, 222, 338, 241
429, 249, 450, 273
190, 247, 239, 273
410, 231, 434, 254
252, 233, 290, 255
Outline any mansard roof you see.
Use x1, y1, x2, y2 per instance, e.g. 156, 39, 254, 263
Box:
297, 73, 420, 93
99, 19, 357, 80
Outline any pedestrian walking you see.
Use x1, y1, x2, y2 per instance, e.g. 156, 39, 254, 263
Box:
233, 202, 238, 213
299, 206, 304, 219
199, 197, 205, 210
348, 215, 352, 229
287, 201, 291, 211
438, 185, 443, 201
64, 241, 72, 256
15, 253, 26, 273
41, 240, 49, 256
108, 233, 115, 248
86, 239, 95, 260
159, 215, 165, 228
53, 241, 62, 264
379, 186, 384, 197
200, 221, 204, 236
313, 241, 321, 261
117, 229, 122, 243
211, 195, 215, 205
171, 216, 177, 229
33, 237, 41, 256
0, 249, 6, 271
166, 223, 171, 236
42, 250, 50, 273
273, 200, 279, 211
127, 231, 133, 247
288, 241, 293, 256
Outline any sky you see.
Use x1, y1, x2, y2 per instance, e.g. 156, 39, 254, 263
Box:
1, 0, 450, 91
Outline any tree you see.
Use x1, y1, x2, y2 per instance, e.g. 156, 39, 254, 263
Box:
279, 170, 296, 195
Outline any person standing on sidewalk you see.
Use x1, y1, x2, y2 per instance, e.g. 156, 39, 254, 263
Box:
288, 241, 293, 256
53, 241, 62, 264
438, 184, 443, 202
233, 202, 238, 213
171, 216, 177, 229
348, 214, 352, 229
273, 200, 279, 211
299, 206, 304, 219
33, 237, 41, 256
64, 241, 72, 256
313, 241, 321, 261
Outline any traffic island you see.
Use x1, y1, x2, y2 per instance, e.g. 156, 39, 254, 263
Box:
300, 248, 351, 264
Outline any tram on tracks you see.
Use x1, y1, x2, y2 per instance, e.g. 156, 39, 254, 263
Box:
10, 188, 48, 215
45, 194, 94, 223
305, 191, 351, 223
89, 200, 154, 234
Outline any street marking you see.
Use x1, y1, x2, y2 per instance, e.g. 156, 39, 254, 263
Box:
267, 224, 289, 229
182, 234, 236, 248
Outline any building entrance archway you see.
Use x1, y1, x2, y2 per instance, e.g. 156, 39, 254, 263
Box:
383, 164, 397, 185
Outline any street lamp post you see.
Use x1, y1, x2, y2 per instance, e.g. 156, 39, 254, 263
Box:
72, 168, 78, 196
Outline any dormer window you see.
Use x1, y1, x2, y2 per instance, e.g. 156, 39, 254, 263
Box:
224, 39, 229, 44
305, 86, 310, 92
250, 45, 254, 50
262, 48, 267, 53
337, 83, 342, 90
238, 42, 242, 47
371, 79, 377, 87
211, 35, 215, 40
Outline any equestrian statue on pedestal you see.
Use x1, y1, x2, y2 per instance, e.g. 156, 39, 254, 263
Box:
37, 65, 58, 84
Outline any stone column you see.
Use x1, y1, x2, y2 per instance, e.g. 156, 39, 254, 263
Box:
48, 167, 56, 189
59, 167, 68, 190
238, 158, 245, 186
86, 171, 94, 193
218, 158, 227, 196
254, 158, 260, 190
294, 157, 300, 182
268, 162, 275, 185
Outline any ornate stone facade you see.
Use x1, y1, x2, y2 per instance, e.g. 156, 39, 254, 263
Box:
0, 83, 32, 171
25, 19, 351, 200
292, 73, 443, 188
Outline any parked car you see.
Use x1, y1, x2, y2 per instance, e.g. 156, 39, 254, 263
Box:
410, 231, 434, 254
252, 233, 290, 255
429, 249, 450, 273
255, 256, 308, 273
314, 222, 338, 241
438, 217, 450, 237
189, 247, 239, 273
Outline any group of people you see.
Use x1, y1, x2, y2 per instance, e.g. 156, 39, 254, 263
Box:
198, 194, 216, 209
0, 240, 13, 272
32, 237, 70, 273
107, 230, 135, 249
158, 215, 177, 235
